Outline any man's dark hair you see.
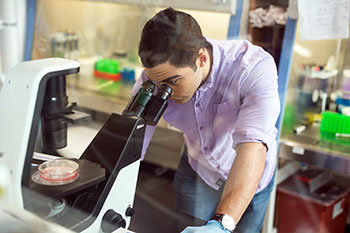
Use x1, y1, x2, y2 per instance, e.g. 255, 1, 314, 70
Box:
138, 7, 209, 69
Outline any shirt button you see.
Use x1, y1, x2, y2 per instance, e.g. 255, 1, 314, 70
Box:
196, 103, 200, 108
204, 146, 209, 151
199, 126, 204, 130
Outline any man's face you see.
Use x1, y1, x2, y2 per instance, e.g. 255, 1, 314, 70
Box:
144, 60, 203, 104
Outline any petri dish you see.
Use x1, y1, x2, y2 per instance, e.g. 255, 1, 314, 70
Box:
35, 159, 79, 185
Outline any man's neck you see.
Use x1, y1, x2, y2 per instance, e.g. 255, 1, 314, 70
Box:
200, 45, 213, 87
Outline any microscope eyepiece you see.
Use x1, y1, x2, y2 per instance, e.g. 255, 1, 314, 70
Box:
122, 81, 173, 126
122, 80, 155, 118
142, 80, 155, 92
160, 84, 173, 95
158, 84, 173, 100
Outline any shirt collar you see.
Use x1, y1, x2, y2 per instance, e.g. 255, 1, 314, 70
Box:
198, 38, 221, 92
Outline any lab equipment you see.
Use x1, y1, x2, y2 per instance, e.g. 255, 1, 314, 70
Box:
0, 58, 172, 232
32, 159, 80, 185
123, 80, 172, 126
320, 111, 350, 146
0, 204, 74, 233
293, 124, 307, 134
342, 69, 350, 99
277, 168, 349, 233
94, 58, 122, 81
51, 32, 79, 60
296, 64, 338, 122
0, 0, 23, 79
121, 68, 135, 84
336, 97, 350, 114
335, 69, 350, 113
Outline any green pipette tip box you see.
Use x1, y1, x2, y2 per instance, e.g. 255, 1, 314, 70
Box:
94, 59, 120, 74
320, 111, 350, 145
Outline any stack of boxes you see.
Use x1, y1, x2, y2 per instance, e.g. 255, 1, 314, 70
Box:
93, 58, 135, 95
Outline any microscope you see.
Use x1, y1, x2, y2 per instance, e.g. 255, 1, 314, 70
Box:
0, 58, 172, 232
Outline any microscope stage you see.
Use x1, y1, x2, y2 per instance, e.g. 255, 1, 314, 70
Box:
29, 159, 105, 199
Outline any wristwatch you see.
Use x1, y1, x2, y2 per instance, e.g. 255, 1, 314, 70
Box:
211, 213, 236, 232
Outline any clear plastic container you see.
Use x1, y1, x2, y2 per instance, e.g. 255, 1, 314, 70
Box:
342, 69, 350, 99
37, 159, 79, 185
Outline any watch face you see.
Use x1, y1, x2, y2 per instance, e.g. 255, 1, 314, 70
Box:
221, 215, 236, 231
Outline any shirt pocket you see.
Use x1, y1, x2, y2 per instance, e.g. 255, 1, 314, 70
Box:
212, 102, 239, 139
209, 101, 239, 154
215, 101, 239, 118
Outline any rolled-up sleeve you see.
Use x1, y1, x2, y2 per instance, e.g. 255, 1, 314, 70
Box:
232, 56, 280, 151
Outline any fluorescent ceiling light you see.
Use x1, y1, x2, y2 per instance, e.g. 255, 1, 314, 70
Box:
293, 44, 312, 57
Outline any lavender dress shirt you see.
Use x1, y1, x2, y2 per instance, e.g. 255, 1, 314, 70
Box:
132, 38, 280, 193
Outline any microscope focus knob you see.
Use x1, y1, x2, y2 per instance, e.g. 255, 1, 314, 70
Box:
125, 206, 135, 217
101, 209, 126, 233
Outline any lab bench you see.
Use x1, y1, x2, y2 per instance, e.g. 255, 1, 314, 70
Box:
279, 125, 350, 176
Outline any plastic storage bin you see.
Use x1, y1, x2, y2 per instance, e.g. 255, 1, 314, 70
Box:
276, 169, 349, 233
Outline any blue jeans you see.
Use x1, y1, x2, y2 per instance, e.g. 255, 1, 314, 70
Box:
173, 150, 275, 233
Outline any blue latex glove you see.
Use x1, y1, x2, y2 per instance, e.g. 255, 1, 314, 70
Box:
181, 220, 231, 233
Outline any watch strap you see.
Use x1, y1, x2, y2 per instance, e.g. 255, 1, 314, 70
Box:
211, 213, 224, 221
210, 213, 236, 232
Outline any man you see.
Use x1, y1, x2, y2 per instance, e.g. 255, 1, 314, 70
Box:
132, 7, 280, 233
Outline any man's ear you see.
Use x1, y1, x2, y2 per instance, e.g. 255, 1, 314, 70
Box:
198, 48, 208, 68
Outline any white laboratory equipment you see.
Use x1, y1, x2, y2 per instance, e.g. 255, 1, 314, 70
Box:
0, 58, 172, 232
0, 0, 26, 90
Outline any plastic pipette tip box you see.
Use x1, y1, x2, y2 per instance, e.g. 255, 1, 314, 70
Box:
94, 59, 121, 81
320, 111, 350, 145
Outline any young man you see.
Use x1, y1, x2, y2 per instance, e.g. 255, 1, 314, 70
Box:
132, 7, 280, 233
